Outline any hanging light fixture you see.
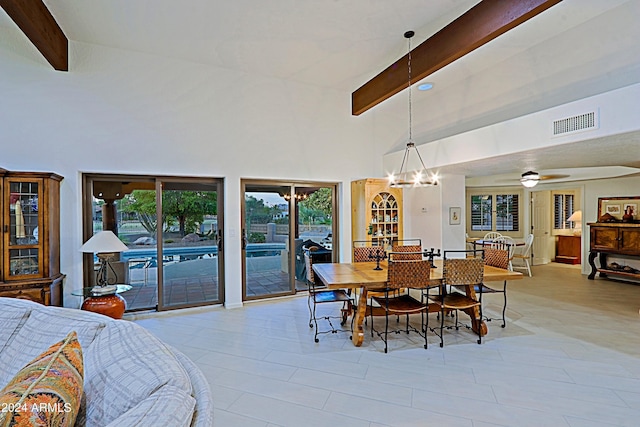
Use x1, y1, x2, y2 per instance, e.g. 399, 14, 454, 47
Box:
520, 171, 540, 188
389, 30, 437, 189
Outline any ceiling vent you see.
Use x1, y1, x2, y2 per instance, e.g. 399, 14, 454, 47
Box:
553, 110, 599, 136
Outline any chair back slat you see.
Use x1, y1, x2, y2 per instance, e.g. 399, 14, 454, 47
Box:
483, 232, 503, 240
387, 259, 432, 290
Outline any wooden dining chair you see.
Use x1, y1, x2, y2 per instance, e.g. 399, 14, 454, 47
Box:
304, 248, 353, 343
429, 250, 484, 347
512, 233, 534, 276
483, 231, 503, 241
369, 255, 435, 353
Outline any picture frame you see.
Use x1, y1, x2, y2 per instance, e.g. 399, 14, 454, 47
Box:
624, 203, 637, 219
605, 204, 621, 215
449, 207, 461, 225
598, 196, 640, 222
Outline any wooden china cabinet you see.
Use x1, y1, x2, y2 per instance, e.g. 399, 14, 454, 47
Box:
0, 168, 64, 306
351, 178, 403, 246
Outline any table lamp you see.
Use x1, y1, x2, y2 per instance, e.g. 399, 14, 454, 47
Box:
567, 210, 582, 236
80, 230, 129, 294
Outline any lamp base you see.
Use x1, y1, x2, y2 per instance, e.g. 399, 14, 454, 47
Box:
81, 294, 126, 319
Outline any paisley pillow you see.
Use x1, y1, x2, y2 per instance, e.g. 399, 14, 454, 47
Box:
0, 331, 84, 427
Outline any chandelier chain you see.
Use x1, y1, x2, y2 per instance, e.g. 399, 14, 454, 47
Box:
408, 35, 412, 144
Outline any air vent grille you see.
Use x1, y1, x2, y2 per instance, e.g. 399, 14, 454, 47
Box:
553, 111, 598, 136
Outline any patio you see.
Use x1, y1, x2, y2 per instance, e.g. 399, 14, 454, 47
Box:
121, 255, 301, 311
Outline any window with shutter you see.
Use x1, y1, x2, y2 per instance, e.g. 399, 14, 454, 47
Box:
467, 189, 522, 236
471, 195, 492, 231
496, 194, 519, 231
554, 194, 575, 230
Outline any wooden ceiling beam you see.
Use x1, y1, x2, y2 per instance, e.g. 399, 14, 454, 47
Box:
352, 0, 562, 115
0, 0, 68, 71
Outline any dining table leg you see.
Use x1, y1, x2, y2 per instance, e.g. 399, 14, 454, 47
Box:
462, 307, 488, 336
351, 286, 368, 347
462, 284, 488, 336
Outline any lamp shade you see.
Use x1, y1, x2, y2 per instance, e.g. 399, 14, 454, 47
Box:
567, 210, 582, 222
80, 231, 129, 254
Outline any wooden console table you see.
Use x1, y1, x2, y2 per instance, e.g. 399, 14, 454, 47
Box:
588, 222, 640, 281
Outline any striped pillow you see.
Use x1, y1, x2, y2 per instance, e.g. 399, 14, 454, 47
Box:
0, 331, 84, 427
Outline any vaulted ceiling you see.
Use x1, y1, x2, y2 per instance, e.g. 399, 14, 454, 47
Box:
2, 0, 639, 183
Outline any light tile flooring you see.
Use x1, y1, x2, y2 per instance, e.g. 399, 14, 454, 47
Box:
128, 263, 640, 427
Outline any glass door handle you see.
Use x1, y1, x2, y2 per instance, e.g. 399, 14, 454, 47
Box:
216, 229, 223, 251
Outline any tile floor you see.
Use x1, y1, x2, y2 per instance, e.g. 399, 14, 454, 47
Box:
129, 263, 640, 427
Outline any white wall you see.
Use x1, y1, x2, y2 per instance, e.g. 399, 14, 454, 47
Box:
0, 35, 390, 307
383, 82, 640, 173
402, 174, 466, 254
384, 82, 640, 254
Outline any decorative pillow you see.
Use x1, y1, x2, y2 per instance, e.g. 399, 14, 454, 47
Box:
0, 331, 84, 427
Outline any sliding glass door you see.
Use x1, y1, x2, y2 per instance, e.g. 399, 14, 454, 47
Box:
83, 174, 224, 312
241, 180, 337, 301
159, 180, 223, 309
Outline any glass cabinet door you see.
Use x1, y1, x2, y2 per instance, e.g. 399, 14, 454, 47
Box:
6, 179, 43, 279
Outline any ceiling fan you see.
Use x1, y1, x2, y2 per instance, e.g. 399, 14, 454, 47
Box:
496, 171, 570, 187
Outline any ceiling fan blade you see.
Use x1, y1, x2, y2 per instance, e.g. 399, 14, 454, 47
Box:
539, 174, 570, 180
494, 173, 571, 183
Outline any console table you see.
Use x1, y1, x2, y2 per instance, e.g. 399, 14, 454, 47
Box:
588, 222, 640, 281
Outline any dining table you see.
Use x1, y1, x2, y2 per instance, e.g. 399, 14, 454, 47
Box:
312, 259, 523, 347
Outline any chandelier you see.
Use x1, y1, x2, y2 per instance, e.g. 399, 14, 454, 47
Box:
283, 192, 308, 201
389, 31, 438, 188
